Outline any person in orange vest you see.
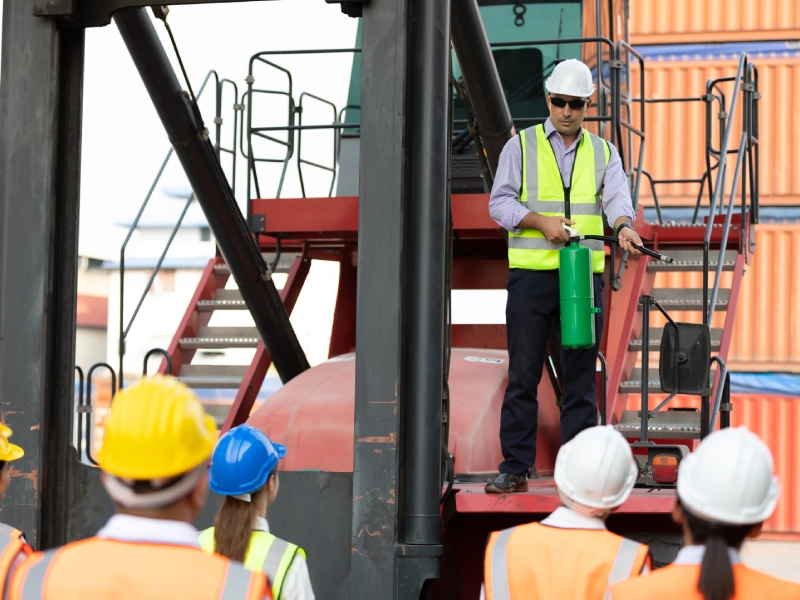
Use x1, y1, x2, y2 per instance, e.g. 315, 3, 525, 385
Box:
609, 427, 800, 600
7, 376, 270, 600
482, 426, 650, 600
0, 424, 33, 596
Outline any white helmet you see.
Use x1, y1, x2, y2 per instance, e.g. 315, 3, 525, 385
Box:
546, 59, 596, 98
554, 425, 638, 510
677, 427, 779, 525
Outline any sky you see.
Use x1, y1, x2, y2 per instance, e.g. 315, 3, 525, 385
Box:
2, 1, 359, 258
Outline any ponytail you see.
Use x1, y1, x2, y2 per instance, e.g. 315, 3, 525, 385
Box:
680, 501, 753, 600
213, 484, 270, 562
697, 532, 735, 600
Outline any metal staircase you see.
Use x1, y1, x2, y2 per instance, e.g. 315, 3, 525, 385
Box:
158, 251, 309, 427
606, 52, 759, 442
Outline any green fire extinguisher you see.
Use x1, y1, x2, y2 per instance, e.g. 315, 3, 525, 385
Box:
559, 224, 673, 350
560, 241, 600, 350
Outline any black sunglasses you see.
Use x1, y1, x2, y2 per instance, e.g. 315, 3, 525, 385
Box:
548, 95, 589, 110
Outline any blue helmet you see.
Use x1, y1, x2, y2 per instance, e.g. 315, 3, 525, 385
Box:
208, 424, 286, 497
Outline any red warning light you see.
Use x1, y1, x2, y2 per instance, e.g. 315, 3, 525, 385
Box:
652, 454, 679, 484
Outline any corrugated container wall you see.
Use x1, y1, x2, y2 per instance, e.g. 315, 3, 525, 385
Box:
649, 225, 800, 372
630, 0, 800, 45
630, 58, 800, 207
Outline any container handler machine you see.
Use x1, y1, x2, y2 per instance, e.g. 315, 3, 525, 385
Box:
0, 0, 759, 599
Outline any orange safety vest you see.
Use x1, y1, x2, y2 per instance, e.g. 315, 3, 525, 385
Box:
8, 537, 270, 600
0, 524, 32, 595
608, 562, 800, 600
485, 523, 649, 600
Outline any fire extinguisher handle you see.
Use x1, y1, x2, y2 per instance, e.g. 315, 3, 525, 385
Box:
632, 242, 674, 263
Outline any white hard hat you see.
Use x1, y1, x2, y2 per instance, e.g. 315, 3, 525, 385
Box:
546, 59, 596, 98
677, 427, 779, 525
554, 425, 638, 510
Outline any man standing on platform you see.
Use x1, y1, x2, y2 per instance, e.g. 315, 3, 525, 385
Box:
485, 59, 642, 494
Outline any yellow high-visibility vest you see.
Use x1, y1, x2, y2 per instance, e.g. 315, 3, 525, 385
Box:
199, 526, 305, 600
508, 123, 610, 273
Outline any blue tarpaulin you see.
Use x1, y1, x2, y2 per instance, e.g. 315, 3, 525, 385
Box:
635, 41, 800, 62
729, 372, 800, 398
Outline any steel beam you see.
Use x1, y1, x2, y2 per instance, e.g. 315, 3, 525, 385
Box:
114, 7, 309, 384
0, 0, 84, 548
352, 0, 448, 594
350, 0, 408, 591
34, 0, 267, 28
450, 0, 515, 174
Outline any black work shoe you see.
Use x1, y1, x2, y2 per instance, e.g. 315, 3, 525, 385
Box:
484, 472, 529, 494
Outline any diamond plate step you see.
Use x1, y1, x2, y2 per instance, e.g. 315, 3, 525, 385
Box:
620, 368, 716, 394
177, 365, 248, 389
648, 249, 737, 272
629, 328, 723, 352
615, 409, 702, 439
214, 253, 299, 276
179, 326, 259, 349
197, 289, 246, 311
639, 288, 729, 311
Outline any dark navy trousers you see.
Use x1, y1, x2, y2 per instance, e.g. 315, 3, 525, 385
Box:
500, 268, 604, 475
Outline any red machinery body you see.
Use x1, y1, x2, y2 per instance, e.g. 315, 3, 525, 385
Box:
163, 192, 747, 598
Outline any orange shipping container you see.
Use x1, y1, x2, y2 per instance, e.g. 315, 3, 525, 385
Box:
630, 57, 800, 208
630, 0, 800, 45
650, 224, 800, 372
626, 393, 800, 535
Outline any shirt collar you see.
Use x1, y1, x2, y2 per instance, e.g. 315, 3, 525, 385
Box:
254, 516, 270, 533
544, 117, 584, 149
673, 544, 741, 566
540, 506, 607, 531
97, 514, 200, 547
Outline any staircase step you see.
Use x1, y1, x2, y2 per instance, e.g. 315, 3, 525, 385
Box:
214, 253, 299, 276
615, 409, 702, 439
629, 328, 723, 352
639, 288, 729, 311
180, 326, 260, 349
648, 248, 737, 272
620, 368, 715, 394
177, 365, 248, 389
197, 289, 246, 311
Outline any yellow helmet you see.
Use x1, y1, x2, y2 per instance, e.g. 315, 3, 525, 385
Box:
0, 425, 23, 462
97, 376, 217, 480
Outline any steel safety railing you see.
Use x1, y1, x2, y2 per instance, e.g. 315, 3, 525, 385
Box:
118, 70, 239, 387
703, 54, 759, 328
243, 48, 360, 210
82, 362, 117, 466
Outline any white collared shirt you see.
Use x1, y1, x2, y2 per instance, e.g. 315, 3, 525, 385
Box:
97, 514, 201, 546
540, 506, 607, 530
255, 516, 315, 600
673, 544, 741, 566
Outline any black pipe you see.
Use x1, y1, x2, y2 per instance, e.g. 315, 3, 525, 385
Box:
402, 0, 450, 546
450, 0, 514, 175
114, 8, 309, 383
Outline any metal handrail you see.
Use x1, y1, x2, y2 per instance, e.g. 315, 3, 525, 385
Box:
703, 53, 751, 327
244, 48, 360, 205
143, 348, 172, 376
74, 366, 85, 458
297, 92, 339, 198
85, 362, 117, 466
118, 70, 224, 388
708, 356, 729, 433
